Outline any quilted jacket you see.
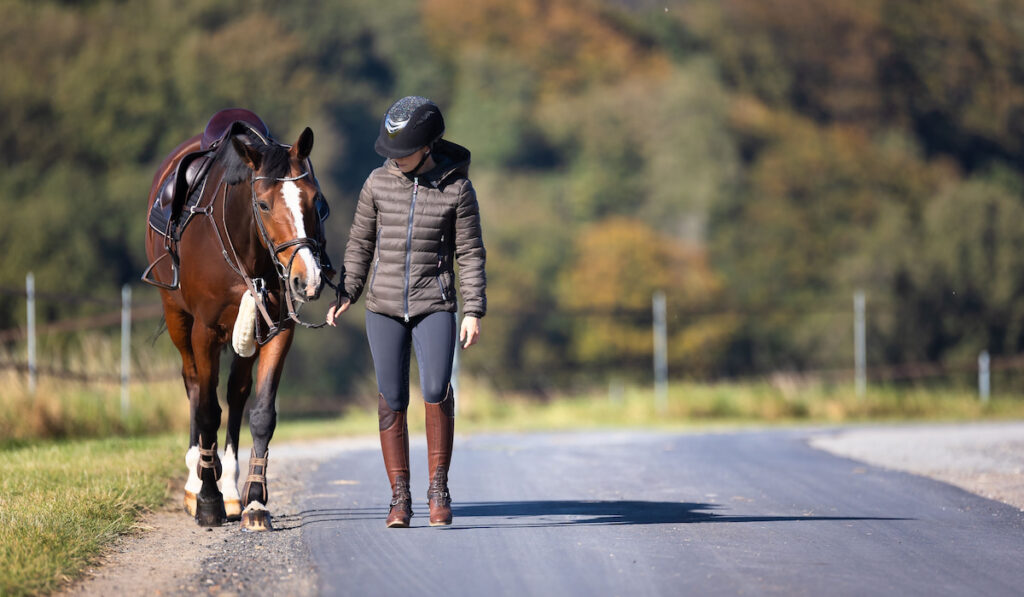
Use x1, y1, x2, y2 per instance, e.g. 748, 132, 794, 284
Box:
341, 140, 486, 320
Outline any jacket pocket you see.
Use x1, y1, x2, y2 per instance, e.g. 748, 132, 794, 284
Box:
435, 234, 448, 301
436, 275, 447, 301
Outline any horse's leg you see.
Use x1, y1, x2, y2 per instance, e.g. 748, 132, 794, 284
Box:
163, 305, 203, 517
190, 323, 226, 527
222, 354, 256, 522
240, 327, 294, 531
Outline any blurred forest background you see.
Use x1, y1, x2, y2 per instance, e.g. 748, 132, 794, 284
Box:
4, 0, 1024, 411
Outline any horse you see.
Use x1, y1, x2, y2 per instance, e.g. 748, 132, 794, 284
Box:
144, 114, 333, 530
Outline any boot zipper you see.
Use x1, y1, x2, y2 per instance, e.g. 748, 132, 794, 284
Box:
402, 177, 419, 322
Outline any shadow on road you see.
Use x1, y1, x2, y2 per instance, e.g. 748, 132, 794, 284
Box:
288, 501, 908, 529
442, 500, 909, 529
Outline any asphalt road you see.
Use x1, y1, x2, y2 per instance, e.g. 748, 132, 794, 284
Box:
298, 430, 1024, 597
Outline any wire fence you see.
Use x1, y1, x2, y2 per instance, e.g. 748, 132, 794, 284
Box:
0, 276, 178, 390
1, 276, 1020, 400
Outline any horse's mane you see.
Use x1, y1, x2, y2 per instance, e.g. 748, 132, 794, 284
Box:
219, 132, 292, 186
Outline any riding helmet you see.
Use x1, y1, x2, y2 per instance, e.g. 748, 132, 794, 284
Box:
374, 96, 445, 158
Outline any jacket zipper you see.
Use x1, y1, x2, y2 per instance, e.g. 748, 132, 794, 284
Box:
369, 228, 381, 292
436, 234, 447, 301
402, 177, 419, 322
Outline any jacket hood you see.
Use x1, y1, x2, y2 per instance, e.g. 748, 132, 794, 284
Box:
383, 139, 471, 189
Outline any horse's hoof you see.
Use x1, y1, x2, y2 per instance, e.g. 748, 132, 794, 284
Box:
195, 497, 226, 527
184, 491, 197, 517
240, 502, 273, 532
224, 499, 242, 521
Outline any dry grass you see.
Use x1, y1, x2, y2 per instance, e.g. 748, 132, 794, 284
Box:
0, 333, 188, 446
272, 376, 1024, 442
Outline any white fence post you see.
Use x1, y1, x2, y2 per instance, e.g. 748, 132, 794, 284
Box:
26, 272, 36, 395
978, 350, 990, 403
854, 290, 866, 398
121, 284, 131, 416
653, 291, 668, 414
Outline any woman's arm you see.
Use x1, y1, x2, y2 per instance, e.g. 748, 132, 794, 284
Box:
342, 177, 378, 304
329, 177, 376, 325
454, 179, 486, 319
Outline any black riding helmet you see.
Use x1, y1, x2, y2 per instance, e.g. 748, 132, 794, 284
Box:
374, 96, 445, 159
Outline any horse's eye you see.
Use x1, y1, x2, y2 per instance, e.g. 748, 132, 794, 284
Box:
258, 201, 271, 212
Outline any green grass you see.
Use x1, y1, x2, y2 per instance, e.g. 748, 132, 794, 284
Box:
0, 435, 181, 597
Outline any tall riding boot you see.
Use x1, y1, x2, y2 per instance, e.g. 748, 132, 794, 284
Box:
378, 394, 412, 528
425, 386, 455, 526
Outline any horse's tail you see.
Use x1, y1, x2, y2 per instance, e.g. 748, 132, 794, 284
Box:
148, 315, 167, 346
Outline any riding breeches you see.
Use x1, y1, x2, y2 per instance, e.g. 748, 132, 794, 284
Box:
365, 310, 457, 411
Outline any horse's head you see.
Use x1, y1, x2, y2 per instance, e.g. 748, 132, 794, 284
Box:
232, 128, 327, 303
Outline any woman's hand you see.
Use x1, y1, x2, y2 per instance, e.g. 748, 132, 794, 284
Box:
460, 315, 480, 349
326, 298, 351, 327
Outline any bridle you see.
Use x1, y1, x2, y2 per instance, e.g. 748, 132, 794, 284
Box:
248, 170, 337, 338
204, 158, 339, 345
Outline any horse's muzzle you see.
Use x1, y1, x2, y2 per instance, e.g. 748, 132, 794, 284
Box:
291, 272, 323, 303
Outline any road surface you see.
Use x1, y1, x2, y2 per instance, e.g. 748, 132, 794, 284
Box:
300, 430, 1024, 596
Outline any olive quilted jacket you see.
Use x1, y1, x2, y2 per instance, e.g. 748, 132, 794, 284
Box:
341, 140, 486, 320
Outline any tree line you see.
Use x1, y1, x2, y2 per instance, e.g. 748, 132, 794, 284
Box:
3, 0, 1024, 403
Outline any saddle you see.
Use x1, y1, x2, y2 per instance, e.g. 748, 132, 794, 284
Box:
143, 110, 271, 289
147, 150, 214, 240
149, 110, 272, 241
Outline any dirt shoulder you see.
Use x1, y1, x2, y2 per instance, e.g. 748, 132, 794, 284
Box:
61, 437, 378, 597
810, 421, 1024, 511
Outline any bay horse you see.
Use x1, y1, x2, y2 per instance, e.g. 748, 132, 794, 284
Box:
144, 114, 333, 530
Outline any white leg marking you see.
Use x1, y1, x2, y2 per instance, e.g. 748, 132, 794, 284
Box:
184, 446, 202, 494
281, 181, 322, 294
219, 444, 240, 501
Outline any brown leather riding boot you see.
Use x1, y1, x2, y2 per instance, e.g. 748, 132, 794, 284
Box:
378, 395, 412, 528
425, 387, 455, 526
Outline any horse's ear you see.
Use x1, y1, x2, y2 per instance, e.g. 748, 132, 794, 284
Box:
232, 136, 262, 170
294, 127, 314, 160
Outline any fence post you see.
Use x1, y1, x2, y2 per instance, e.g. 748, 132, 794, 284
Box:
978, 350, 990, 403
854, 290, 866, 398
121, 284, 131, 416
652, 291, 668, 414
26, 272, 36, 395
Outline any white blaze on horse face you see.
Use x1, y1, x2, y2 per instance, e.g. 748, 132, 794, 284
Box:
280, 180, 322, 296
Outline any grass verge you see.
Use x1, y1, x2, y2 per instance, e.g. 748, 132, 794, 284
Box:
0, 435, 181, 597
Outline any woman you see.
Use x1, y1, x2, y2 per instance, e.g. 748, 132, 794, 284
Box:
327, 96, 486, 528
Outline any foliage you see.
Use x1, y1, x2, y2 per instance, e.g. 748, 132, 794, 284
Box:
2, 0, 1024, 399
558, 217, 733, 374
